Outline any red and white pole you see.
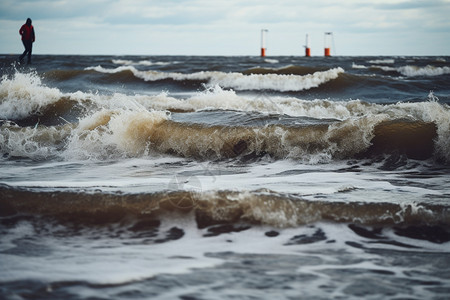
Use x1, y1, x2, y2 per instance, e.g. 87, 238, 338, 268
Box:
324, 32, 332, 56
305, 34, 311, 57
261, 29, 268, 57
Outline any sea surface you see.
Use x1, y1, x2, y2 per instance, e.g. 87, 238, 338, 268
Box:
1, 54, 449, 299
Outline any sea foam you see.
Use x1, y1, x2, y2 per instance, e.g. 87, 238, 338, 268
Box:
86, 66, 345, 92
398, 65, 450, 77
0, 72, 63, 120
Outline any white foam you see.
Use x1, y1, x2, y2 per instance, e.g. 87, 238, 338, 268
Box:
378, 65, 397, 72
87, 65, 345, 92
209, 67, 344, 91
111, 59, 134, 65
64, 108, 170, 160
368, 59, 395, 64
264, 58, 279, 64
352, 63, 367, 69
112, 59, 171, 66
0, 123, 70, 159
352, 63, 396, 72
105, 86, 379, 120
398, 65, 450, 77
0, 219, 446, 289
0, 72, 63, 119
352, 62, 449, 77
0, 215, 221, 284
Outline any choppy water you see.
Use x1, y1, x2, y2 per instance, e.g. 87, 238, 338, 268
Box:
1, 54, 449, 299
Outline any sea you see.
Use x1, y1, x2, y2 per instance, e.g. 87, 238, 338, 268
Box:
0, 54, 449, 300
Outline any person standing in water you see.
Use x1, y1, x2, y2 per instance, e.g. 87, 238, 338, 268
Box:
18, 18, 35, 64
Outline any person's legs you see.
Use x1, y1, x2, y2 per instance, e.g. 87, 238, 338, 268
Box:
26, 41, 32, 64
18, 41, 32, 63
19, 41, 28, 62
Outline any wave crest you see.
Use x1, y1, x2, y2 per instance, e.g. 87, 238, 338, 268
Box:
0, 72, 63, 120
398, 65, 450, 77
65, 109, 171, 159
86, 66, 345, 92
352, 63, 450, 77
1, 187, 447, 227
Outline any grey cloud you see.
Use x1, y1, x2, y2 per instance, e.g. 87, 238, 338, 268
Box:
0, 0, 109, 21
374, 0, 449, 10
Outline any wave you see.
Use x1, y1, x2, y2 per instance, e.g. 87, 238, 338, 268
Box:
398, 65, 450, 77
0, 71, 424, 121
1, 186, 448, 227
367, 59, 395, 64
264, 59, 279, 64
112, 59, 173, 66
243, 65, 325, 76
352, 63, 450, 77
85, 65, 345, 92
0, 72, 64, 120
1, 71, 449, 162
352, 63, 396, 73
0, 106, 445, 163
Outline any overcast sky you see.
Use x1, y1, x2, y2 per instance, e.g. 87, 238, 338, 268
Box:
1, 0, 449, 56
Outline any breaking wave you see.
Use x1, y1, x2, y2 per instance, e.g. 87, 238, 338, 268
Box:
368, 59, 395, 64
1, 186, 448, 227
112, 59, 172, 66
397, 65, 450, 77
1, 71, 449, 163
0, 106, 445, 162
0, 72, 450, 162
0, 72, 64, 120
85, 65, 345, 92
352, 63, 450, 77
